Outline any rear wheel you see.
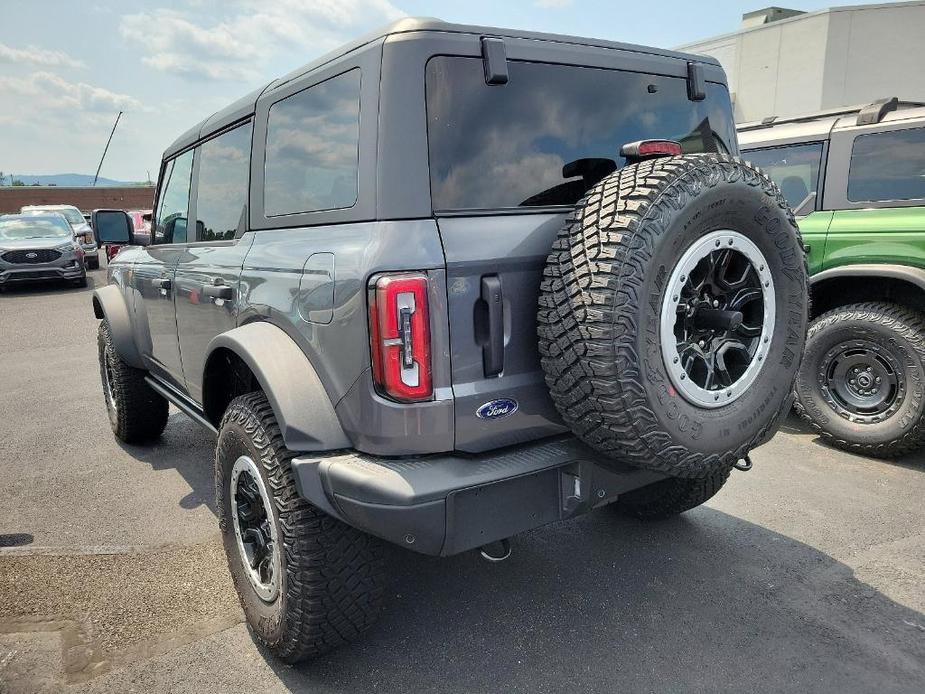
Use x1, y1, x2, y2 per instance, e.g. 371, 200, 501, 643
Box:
612, 469, 730, 520
216, 392, 385, 663
97, 320, 168, 443
794, 302, 925, 457
538, 154, 808, 478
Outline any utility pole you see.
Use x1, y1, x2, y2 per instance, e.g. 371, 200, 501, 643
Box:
93, 111, 123, 186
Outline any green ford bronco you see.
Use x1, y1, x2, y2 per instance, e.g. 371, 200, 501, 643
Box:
739, 98, 925, 457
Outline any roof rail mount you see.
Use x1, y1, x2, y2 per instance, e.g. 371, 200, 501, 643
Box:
857, 97, 899, 126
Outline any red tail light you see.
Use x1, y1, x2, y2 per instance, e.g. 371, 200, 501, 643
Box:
369, 273, 432, 402
620, 139, 683, 161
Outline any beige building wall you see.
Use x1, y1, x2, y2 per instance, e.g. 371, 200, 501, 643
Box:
678, 1, 925, 122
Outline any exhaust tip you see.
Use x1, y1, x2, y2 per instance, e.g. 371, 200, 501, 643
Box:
479, 538, 512, 563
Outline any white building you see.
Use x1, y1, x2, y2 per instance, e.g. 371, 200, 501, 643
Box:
678, 2, 925, 122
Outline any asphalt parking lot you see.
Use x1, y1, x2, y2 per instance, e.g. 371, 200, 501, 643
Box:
1, 266, 924, 693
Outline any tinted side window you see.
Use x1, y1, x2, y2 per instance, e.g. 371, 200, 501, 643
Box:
154, 149, 193, 244
848, 127, 925, 202
744, 143, 823, 209
195, 121, 253, 241
425, 57, 736, 211
264, 69, 361, 216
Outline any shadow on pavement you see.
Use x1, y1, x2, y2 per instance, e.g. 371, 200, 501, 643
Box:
778, 411, 924, 473
258, 507, 925, 694
117, 412, 218, 514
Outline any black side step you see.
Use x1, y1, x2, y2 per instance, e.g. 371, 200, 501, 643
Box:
144, 376, 218, 435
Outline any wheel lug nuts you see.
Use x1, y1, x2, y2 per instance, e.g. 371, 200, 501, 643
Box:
712, 300, 719, 307
849, 379, 856, 385
876, 377, 881, 383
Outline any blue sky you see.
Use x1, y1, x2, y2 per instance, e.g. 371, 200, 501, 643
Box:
0, 0, 901, 181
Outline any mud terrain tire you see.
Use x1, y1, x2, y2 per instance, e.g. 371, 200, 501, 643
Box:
216, 392, 385, 663
538, 154, 808, 478
794, 302, 925, 457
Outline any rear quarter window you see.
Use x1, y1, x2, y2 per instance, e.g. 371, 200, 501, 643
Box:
425, 57, 736, 211
743, 143, 823, 209
848, 126, 925, 202
264, 69, 361, 217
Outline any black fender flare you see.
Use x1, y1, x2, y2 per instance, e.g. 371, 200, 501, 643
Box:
811, 264, 925, 291
91, 285, 145, 368
203, 322, 350, 452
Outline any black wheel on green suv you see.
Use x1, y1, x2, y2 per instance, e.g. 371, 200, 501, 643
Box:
216, 392, 385, 663
795, 302, 925, 457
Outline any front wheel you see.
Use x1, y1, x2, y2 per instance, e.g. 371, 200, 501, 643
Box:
794, 302, 925, 457
97, 320, 168, 443
216, 392, 385, 663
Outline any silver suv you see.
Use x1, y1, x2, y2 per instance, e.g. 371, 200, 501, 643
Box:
21, 204, 99, 269
91, 18, 808, 662
0, 214, 87, 289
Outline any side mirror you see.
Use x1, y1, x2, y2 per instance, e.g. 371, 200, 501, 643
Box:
91, 209, 135, 245
792, 191, 817, 217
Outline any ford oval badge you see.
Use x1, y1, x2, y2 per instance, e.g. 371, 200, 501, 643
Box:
476, 398, 518, 420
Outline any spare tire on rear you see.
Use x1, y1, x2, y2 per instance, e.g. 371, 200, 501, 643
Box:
538, 154, 808, 478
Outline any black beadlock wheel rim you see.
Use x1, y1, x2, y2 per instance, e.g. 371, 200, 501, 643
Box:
230, 455, 281, 602
661, 230, 775, 408
819, 339, 905, 423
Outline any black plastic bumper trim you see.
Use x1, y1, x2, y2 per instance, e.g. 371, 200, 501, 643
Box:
292, 436, 665, 556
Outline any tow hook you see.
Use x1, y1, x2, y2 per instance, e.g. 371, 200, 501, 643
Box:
479, 538, 512, 562
734, 454, 753, 472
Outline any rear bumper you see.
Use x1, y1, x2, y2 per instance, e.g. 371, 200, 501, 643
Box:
292, 436, 665, 556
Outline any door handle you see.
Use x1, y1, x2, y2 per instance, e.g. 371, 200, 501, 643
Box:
152, 277, 171, 290
480, 275, 504, 376
202, 283, 233, 300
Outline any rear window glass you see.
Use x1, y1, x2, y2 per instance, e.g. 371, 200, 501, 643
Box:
744, 143, 823, 209
425, 57, 736, 211
848, 127, 925, 202
264, 69, 361, 217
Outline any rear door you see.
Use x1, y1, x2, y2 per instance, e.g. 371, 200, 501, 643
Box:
174, 120, 254, 404
823, 124, 925, 269
425, 55, 738, 453
741, 142, 832, 273
133, 149, 194, 386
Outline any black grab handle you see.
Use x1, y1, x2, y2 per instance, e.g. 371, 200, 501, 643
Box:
480, 275, 504, 377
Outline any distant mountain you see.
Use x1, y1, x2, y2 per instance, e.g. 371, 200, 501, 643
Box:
5, 174, 150, 187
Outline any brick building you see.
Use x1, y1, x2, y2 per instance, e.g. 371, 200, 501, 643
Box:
0, 186, 155, 214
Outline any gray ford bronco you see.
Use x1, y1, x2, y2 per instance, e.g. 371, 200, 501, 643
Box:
91, 19, 808, 661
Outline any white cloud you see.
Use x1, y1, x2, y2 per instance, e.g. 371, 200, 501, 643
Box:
0, 72, 140, 114
535, 0, 574, 7
0, 41, 85, 69
120, 0, 405, 82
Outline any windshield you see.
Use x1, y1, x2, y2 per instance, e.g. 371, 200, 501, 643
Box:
425, 57, 737, 211
24, 207, 85, 226
742, 143, 823, 209
0, 216, 73, 241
